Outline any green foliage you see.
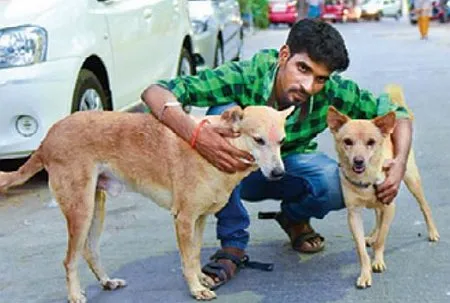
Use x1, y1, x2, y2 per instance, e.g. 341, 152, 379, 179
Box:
238, 0, 270, 29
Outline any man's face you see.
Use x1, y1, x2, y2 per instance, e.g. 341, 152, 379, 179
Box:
275, 45, 331, 110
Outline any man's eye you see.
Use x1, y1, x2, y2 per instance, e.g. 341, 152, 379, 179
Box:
253, 137, 265, 145
298, 64, 307, 73
279, 138, 285, 145
343, 138, 353, 146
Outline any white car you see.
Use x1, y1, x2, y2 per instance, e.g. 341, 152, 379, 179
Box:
0, 0, 196, 160
188, 0, 243, 69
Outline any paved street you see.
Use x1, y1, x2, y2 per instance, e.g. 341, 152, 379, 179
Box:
1, 19, 450, 303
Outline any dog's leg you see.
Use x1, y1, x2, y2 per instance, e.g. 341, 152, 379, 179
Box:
403, 151, 440, 241
82, 190, 127, 290
175, 212, 216, 300
371, 204, 395, 273
348, 207, 372, 289
366, 209, 381, 247
193, 215, 215, 288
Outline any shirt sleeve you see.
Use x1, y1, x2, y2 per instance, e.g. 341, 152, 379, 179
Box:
156, 60, 250, 108
324, 74, 411, 120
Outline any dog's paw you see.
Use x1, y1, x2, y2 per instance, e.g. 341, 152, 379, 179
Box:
198, 272, 215, 288
428, 230, 440, 242
356, 272, 372, 289
102, 278, 127, 290
191, 288, 217, 301
67, 291, 87, 303
372, 259, 386, 273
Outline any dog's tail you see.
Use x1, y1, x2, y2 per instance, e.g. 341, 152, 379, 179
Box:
0, 149, 44, 194
384, 84, 414, 120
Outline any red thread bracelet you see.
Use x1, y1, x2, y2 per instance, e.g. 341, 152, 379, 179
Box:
190, 119, 210, 148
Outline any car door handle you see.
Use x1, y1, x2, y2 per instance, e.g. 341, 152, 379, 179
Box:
143, 8, 152, 20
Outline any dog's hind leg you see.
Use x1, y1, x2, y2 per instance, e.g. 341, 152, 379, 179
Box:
371, 204, 395, 273
49, 169, 96, 303
403, 150, 440, 241
193, 215, 215, 289
175, 211, 216, 300
82, 189, 127, 290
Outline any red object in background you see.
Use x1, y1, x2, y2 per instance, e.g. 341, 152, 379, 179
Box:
268, 0, 298, 25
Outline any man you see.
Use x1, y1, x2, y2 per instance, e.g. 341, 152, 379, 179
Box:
141, 19, 411, 288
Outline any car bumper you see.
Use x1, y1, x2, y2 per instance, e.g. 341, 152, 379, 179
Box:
269, 12, 298, 24
0, 58, 79, 159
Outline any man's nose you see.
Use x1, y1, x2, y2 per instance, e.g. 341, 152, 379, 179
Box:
302, 77, 314, 94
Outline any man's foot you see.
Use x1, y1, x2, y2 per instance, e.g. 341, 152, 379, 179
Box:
201, 247, 245, 290
274, 212, 325, 253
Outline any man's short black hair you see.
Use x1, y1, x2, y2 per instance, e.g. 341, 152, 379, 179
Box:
286, 19, 350, 72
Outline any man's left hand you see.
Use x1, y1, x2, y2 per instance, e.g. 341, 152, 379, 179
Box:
376, 158, 407, 205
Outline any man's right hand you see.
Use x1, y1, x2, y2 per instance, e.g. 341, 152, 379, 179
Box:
194, 123, 254, 173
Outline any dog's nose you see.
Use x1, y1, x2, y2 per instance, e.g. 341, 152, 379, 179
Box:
353, 156, 364, 166
270, 167, 285, 179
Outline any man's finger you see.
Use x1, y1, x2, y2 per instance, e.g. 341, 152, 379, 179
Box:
214, 126, 240, 138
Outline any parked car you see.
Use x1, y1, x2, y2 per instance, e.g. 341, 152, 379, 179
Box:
320, 0, 362, 22
268, 0, 298, 26
409, 0, 449, 24
381, 0, 402, 19
360, 0, 383, 20
0, 0, 197, 160
188, 0, 243, 69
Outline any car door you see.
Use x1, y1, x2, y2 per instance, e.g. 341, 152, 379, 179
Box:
214, 0, 241, 61
96, 0, 168, 110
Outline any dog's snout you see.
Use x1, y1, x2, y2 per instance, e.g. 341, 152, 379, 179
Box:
353, 156, 364, 166
270, 167, 285, 180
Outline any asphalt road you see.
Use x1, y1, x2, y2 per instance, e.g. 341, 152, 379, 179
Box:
1, 19, 450, 303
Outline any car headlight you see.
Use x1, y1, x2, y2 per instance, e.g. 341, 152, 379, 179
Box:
0, 25, 47, 69
191, 20, 208, 35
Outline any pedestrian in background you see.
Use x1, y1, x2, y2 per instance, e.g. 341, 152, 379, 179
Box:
414, 0, 432, 39
307, 0, 322, 19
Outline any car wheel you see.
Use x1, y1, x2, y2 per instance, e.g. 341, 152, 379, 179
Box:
177, 47, 195, 76
71, 69, 109, 113
213, 38, 224, 68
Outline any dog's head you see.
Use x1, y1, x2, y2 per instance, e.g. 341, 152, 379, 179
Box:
326, 106, 396, 175
220, 105, 294, 180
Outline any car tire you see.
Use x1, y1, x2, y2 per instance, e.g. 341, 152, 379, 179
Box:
213, 38, 224, 68
177, 46, 195, 76
71, 69, 110, 113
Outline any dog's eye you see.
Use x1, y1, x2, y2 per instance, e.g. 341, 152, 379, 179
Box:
343, 138, 353, 146
253, 137, 265, 145
367, 139, 376, 147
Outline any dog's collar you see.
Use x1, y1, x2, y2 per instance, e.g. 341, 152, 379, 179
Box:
339, 165, 373, 189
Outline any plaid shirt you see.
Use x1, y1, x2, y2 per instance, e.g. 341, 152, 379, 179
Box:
157, 49, 409, 156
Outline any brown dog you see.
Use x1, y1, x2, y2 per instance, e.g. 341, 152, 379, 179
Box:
326, 85, 439, 289
0, 105, 294, 302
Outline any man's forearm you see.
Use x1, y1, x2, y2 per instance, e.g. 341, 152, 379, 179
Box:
392, 118, 413, 164
140, 84, 196, 142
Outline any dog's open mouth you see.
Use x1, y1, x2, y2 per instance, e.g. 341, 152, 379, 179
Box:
352, 165, 366, 174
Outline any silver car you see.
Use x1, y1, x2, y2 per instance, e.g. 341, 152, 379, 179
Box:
189, 0, 244, 69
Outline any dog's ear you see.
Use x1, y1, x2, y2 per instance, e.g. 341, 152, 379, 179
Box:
327, 106, 349, 133
373, 111, 396, 136
280, 105, 295, 120
220, 106, 244, 132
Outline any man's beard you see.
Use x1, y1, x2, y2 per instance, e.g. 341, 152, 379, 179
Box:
278, 86, 311, 110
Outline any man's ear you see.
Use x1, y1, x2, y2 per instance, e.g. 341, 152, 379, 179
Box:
281, 105, 295, 120
373, 111, 396, 136
220, 106, 244, 132
278, 45, 291, 66
327, 106, 349, 133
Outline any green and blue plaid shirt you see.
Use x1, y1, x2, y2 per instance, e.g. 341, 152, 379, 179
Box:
157, 49, 409, 156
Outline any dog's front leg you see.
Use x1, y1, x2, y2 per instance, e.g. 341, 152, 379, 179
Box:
348, 207, 372, 288
175, 213, 216, 300
371, 204, 395, 273
193, 215, 215, 289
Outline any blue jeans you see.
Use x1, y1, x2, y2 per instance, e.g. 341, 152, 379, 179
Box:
206, 104, 345, 250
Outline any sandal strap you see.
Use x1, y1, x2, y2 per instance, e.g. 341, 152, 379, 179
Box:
292, 231, 324, 250
210, 250, 274, 271
210, 251, 244, 267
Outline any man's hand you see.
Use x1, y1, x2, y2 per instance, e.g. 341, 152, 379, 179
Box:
376, 158, 407, 205
194, 124, 254, 173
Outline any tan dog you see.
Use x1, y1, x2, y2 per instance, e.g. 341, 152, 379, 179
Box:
326, 85, 439, 289
0, 105, 294, 302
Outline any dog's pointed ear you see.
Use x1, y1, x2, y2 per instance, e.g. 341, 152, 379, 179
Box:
280, 105, 295, 120
220, 106, 244, 132
373, 111, 396, 136
327, 106, 349, 133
